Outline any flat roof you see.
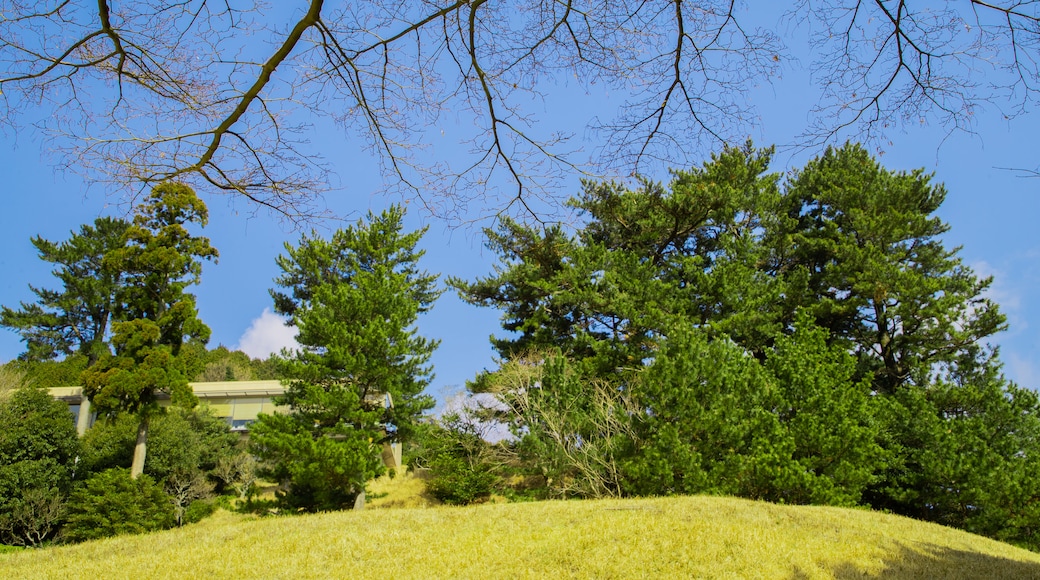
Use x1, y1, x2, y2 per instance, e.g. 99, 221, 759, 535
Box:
50, 380, 286, 401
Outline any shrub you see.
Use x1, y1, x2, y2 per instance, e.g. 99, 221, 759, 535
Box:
64, 469, 175, 542
80, 407, 239, 483
0, 387, 80, 546
182, 499, 218, 525
412, 418, 500, 505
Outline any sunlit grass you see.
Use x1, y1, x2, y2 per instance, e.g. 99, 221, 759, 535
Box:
3, 495, 1039, 579
366, 469, 440, 509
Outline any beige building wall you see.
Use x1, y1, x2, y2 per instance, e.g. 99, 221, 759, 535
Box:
50, 380, 401, 469
50, 380, 287, 436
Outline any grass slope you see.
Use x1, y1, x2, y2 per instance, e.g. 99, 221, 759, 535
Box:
3, 495, 1040, 579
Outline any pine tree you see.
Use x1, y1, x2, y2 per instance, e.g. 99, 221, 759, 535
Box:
0, 217, 130, 364
251, 205, 440, 511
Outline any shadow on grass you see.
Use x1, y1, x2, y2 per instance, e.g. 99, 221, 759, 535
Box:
793, 541, 1040, 579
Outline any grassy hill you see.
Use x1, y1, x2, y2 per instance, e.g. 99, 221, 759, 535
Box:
3, 491, 1040, 579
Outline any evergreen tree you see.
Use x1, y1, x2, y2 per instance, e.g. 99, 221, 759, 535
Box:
81, 183, 218, 478
453, 144, 785, 372
457, 143, 1040, 549
0, 217, 130, 364
251, 205, 440, 511
777, 143, 1006, 394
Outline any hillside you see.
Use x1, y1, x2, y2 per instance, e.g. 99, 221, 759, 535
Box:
2, 494, 1039, 579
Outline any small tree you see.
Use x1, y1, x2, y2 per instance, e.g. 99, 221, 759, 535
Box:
470, 352, 636, 500
251, 205, 440, 512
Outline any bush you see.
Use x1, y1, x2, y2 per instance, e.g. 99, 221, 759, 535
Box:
412, 418, 500, 505
80, 407, 239, 483
182, 499, 218, 525
425, 454, 499, 505
64, 469, 175, 542
0, 387, 80, 546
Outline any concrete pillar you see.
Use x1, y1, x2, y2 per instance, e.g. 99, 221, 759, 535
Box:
75, 396, 92, 436
381, 441, 402, 470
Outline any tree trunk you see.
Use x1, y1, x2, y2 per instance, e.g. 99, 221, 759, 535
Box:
130, 414, 150, 479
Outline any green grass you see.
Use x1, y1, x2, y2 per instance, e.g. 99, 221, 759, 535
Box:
3, 495, 1039, 579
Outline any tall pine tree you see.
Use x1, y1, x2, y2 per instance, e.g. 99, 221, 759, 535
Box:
251, 205, 440, 511
1, 217, 130, 364
81, 183, 217, 478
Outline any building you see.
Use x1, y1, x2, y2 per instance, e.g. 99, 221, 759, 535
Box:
50, 380, 402, 469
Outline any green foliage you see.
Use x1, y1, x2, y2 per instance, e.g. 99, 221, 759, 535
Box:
0, 387, 80, 547
624, 317, 882, 505
457, 142, 1039, 549
80, 408, 238, 483
194, 345, 279, 382
0, 217, 130, 364
146, 407, 239, 482
63, 468, 175, 542
412, 418, 500, 505
778, 143, 1006, 394
252, 205, 440, 512
78, 412, 137, 474
2, 356, 89, 391
182, 498, 218, 524
79, 183, 217, 476
453, 143, 783, 370
252, 411, 384, 511
760, 316, 884, 504
623, 327, 780, 498
82, 181, 217, 415
0, 387, 80, 468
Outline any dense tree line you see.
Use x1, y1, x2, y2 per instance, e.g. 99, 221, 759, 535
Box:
0, 193, 441, 540
443, 143, 1040, 551
1, 149, 1037, 554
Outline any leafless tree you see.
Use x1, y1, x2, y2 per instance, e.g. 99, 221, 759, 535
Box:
1, 2, 1037, 219
792, 0, 1040, 148
165, 469, 215, 525
475, 352, 637, 499
212, 451, 258, 501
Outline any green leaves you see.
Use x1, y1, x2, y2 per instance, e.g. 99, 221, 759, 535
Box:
780, 143, 1005, 393
63, 469, 175, 542
0, 387, 81, 546
0, 217, 130, 363
458, 142, 1039, 549
253, 205, 440, 512
80, 184, 215, 420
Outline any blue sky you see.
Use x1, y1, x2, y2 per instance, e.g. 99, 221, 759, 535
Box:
1, 9, 1038, 400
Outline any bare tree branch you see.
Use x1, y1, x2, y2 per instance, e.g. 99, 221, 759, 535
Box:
2, 2, 1038, 220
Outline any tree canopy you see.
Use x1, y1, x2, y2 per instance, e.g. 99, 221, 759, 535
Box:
2, 2, 1038, 216
80, 182, 218, 478
0, 217, 130, 364
251, 205, 440, 511
454, 143, 1040, 551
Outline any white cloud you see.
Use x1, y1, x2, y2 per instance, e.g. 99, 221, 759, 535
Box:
236, 308, 299, 359
972, 261, 1018, 308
